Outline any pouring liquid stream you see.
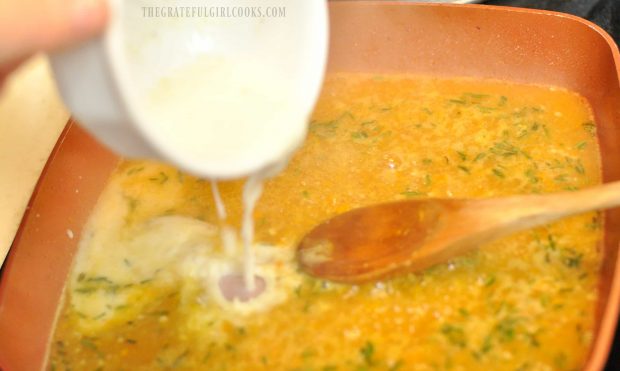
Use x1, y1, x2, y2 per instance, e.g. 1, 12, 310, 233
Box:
147, 56, 306, 296
210, 178, 265, 292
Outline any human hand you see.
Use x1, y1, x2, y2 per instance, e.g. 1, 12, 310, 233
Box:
0, 0, 108, 85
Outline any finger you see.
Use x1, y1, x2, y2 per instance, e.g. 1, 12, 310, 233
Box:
0, 0, 108, 64
0, 55, 31, 87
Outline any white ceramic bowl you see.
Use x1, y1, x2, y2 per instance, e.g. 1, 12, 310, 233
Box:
50, 0, 329, 179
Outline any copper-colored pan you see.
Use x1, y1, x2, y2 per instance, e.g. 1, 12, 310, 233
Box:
1, 3, 619, 370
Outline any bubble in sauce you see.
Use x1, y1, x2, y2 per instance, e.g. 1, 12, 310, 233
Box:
218, 273, 266, 302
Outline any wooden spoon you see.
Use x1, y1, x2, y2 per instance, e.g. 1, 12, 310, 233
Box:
297, 181, 620, 283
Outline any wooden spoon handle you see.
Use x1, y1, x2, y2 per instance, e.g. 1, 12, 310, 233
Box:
476, 180, 620, 231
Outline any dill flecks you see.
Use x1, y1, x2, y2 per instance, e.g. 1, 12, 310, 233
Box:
492, 168, 505, 179
582, 121, 597, 137
458, 165, 471, 174
360, 341, 375, 365
441, 324, 467, 348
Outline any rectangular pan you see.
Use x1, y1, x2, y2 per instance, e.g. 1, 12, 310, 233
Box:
1, 3, 619, 370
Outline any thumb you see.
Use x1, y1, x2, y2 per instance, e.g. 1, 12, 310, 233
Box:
0, 0, 108, 65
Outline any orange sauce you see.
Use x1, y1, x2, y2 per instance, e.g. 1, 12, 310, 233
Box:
49, 74, 602, 370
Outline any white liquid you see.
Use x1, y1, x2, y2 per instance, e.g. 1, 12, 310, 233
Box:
210, 180, 227, 220
210, 180, 238, 257
146, 56, 305, 293
145, 55, 306, 179
240, 176, 264, 291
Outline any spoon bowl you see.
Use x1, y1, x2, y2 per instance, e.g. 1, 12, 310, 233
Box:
298, 181, 620, 283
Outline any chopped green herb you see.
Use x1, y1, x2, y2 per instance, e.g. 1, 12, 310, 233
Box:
424, 174, 432, 187
80, 338, 102, 357
480, 335, 493, 354
525, 169, 539, 184
576, 141, 587, 150
171, 350, 189, 368
301, 348, 317, 359
401, 190, 424, 198
74, 287, 97, 295
491, 141, 520, 157
456, 151, 467, 161
561, 248, 583, 268
484, 275, 497, 287
124, 196, 139, 214
532, 106, 545, 113
441, 324, 467, 348
76, 311, 88, 319
547, 234, 557, 251
310, 120, 339, 138
477, 105, 496, 113
575, 161, 585, 175
149, 171, 169, 184
458, 165, 471, 174
587, 215, 602, 230
474, 152, 486, 162
92, 312, 106, 320
360, 341, 375, 365
422, 158, 433, 165
582, 122, 597, 137
302, 190, 310, 199
302, 301, 312, 313
517, 130, 529, 139
351, 131, 368, 140
86, 276, 113, 284
464, 92, 490, 100
492, 168, 505, 179
340, 111, 355, 120
495, 317, 518, 342
126, 166, 144, 176
526, 332, 540, 348
554, 352, 568, 369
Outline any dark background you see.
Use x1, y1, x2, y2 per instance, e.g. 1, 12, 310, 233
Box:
486, 0, 620, 41
486, 1, 620, 370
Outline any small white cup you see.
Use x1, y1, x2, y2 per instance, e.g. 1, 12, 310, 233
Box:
50, 0, 328, 179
